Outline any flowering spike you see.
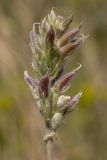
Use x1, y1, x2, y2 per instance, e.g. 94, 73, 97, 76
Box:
24, 10, 87, 151
39, 75, 49, 98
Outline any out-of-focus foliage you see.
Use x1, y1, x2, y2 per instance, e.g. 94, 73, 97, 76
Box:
0, 0, 107, 160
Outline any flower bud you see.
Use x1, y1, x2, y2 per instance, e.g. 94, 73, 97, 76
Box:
59, 91, 82, 115
24, 71, 43, 111
60, 40, 81, 58
54, 64, 81, 91
39, 75, 49, 98
50, 8, 57, 22
58, 23, 82, 47
70, 22, 83, 37
45, 25, 55, 45
57, 95, 70, 108
68, 91, 82, 111
24, 71, 38, 89
51, 112, 63, 131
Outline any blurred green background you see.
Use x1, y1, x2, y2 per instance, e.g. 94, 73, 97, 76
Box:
0, 0, 107, 160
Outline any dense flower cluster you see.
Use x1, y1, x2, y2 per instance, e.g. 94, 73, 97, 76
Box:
24, 9, 87, 131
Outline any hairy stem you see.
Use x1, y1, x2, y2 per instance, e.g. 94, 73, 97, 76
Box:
46, 127, 54, 160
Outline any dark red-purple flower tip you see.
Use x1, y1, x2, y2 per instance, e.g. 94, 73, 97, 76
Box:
58, 71, 76, 91
62, 91, 82, 115
45, 25, 55, 45
54, 64, 81, 91
39, 75, 49, 98
58, 22, 83, 47
67, 91, 82, 110
70, 22, 83, 39
60, 39, 81, 58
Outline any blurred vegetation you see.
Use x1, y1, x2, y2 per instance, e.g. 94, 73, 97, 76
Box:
0, 0, 107, 160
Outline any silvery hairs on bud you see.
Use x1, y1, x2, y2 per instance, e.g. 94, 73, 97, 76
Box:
24, 8, 88, 160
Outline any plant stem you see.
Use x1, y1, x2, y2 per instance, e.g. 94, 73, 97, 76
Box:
46, 127, 54, 160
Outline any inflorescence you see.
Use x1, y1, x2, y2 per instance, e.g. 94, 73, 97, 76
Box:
24, 9, 88, 132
